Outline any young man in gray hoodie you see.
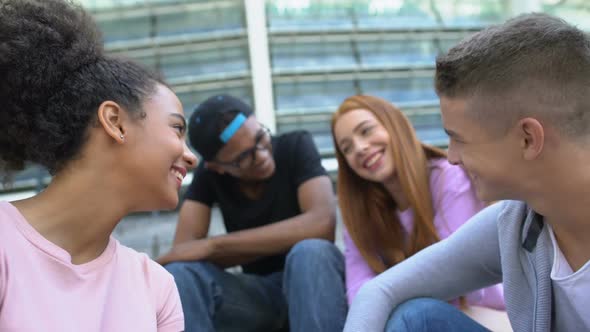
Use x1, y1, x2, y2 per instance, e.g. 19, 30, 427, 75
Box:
344, 13, 590, 332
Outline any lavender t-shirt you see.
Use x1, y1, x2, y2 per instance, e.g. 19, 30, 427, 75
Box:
343, 158, 505, 309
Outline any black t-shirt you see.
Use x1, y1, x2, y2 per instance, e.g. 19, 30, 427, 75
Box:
184, 130, 327, 275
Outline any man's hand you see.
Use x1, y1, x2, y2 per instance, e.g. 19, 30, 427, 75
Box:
156, 239, 215, 265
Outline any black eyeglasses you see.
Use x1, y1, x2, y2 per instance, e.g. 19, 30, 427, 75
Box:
215, 125, 271, 169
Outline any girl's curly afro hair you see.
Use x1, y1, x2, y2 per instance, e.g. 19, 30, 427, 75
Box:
0, 0, 164, 176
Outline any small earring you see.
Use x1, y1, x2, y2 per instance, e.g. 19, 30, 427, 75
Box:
120, 134, 125, 140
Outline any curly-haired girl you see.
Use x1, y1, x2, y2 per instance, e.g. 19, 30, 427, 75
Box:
0, 0, 196, 330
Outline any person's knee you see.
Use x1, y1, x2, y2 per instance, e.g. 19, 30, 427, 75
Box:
388, 298, 488, 332
286, 239, 341, 265
386, 298, 450, 331
165, 261, 216, 286
164, 261, 187, 275
395, 298, 443, 317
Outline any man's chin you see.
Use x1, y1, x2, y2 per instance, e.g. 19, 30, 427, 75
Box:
244, 163, 275, 182
259, 164, 276, 180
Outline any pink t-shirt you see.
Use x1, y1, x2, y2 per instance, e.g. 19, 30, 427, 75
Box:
0, 201, 184, 332
343, 158, 505, 309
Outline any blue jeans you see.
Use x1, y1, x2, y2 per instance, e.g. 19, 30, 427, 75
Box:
385, 298, 490, 332
166, 239, 347, 332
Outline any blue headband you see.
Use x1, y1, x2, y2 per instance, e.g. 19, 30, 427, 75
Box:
219, 113, 247, 143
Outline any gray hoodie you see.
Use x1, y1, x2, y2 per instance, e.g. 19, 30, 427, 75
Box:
344, 200, 569, 332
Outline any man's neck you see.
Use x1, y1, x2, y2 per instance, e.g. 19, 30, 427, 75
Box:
534, 183, 590, 272
528, 142, 590, 271
238, 179, 267, 200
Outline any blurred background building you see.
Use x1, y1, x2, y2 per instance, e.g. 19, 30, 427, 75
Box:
3, 0, 590, 256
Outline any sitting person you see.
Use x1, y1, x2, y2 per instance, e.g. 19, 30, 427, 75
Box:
0, 0, 196, 330
158, 95, 347, 332
344, 13, 590, 332
332, 95, 506, 329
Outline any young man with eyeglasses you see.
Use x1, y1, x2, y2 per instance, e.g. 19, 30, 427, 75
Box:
158, 95, 347, 332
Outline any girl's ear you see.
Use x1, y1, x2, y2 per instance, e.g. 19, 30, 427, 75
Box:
96, 100, 128, 143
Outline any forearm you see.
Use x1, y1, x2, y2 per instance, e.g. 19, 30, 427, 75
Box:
207, 207, 335, 266
163, 240, 276, 269
207, 252, 263, 269
344, 203, 505, 332
165, 201, 335, 267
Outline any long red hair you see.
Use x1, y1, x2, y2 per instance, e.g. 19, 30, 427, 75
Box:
332, 95, 447, 273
